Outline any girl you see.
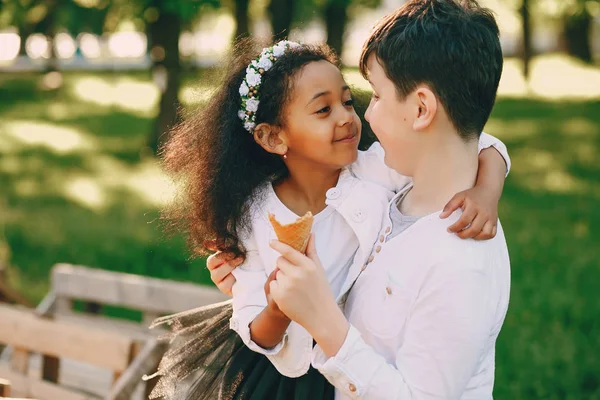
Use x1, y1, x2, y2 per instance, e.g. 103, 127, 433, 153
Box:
147, 39, 510, 400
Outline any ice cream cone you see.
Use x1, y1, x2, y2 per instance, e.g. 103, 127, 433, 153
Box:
268, 212, 314, 253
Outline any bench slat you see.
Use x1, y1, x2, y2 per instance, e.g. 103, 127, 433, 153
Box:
52, 264, 228, 315
0, 305, 134, 372
0, 365, 101, 400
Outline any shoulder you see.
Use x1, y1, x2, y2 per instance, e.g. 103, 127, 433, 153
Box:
355, 142, 385, 164
404, 211, 509, 274
352, 143, 412, 193
342, 168, 395, 203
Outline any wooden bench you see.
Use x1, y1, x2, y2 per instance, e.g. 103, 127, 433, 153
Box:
1, 263, 228, 400
0, 303, 136, 399
0, 378, 37, 399
0, 377, 11, 396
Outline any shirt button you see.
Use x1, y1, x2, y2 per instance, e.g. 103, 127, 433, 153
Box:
361, 264, 367, 271
349, 383, 357, 392
386, 287, 392, 295
351, 208, 367, 223
375, 245, 382, 253
326, 187, 341, 200
385, 227, 391, 233
368, 255, 374, 263
379, 235, 384, 242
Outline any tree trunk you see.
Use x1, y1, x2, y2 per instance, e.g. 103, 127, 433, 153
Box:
520, 0, 532, 80
147, 9, 183, 155
234, 0, 250, 41
39, 0, 59, 72
18, 32, 27, 57
325, 0, 350, 58
562, 8, 592, 63
267, 0, 296, 41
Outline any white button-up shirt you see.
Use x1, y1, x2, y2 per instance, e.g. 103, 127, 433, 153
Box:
230, 167, 395, 377
230, 133, 511, 379
312, 189, 511, 400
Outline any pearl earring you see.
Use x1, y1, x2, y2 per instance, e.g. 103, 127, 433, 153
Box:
283, 154, 287, 160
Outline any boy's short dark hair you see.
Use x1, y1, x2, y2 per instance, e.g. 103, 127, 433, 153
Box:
360, 0, 503, 140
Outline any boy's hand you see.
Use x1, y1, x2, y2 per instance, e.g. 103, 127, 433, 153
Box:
440, 186, 498, 240
207, 251, 242, 296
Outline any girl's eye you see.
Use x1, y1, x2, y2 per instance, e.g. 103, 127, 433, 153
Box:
372, 94, 379, 101
344, 98, 355, 107
316, 106, 331, 114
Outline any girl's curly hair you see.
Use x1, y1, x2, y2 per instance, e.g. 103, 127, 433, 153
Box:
161, 38, 376, 261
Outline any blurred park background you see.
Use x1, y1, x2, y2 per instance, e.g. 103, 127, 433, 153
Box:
0, 0, 598, 398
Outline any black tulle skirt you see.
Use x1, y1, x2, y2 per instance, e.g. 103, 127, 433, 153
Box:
145, 300, 334, 400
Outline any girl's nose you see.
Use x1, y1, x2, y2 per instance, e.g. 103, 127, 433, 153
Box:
338, 106, 354, 126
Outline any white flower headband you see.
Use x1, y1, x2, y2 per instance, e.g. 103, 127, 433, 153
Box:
238, 40, 302, 133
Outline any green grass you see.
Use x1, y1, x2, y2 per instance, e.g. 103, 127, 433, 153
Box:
0, 71, 215, 302
0, 59, 599, 398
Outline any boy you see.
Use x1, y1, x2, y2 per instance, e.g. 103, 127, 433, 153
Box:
268, 1, 511, 399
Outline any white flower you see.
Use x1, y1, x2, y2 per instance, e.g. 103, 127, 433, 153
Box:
246, 70, 262, 87
239, 81, 249, 96
288, 41, 301, 49
246, 61, 258, 75
238, 110, 247, 120
258, 56, 273, 70
272, 43, 286, 57
244, 121, 256, 131
246, 98, 260, 113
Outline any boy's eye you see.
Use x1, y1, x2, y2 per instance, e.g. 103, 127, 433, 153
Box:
344, 98, 355, 107
316, 106, 331, 114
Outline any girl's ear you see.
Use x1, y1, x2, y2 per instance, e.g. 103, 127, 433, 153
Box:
254, 123, 288, 156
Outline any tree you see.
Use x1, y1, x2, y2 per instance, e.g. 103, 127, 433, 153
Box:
562, 3, 594, 63
0, 0, 36, 56
0, 0, 53, 59
267, 0, 297, 41
137, 0, 219, 154
145, 1, 185, 154
538, 0, 599, 63
296, 0, 381, 59
233, 0, 250, 40
34, 0, 59, 71
102, 0, 218, 154
324, 0, 350, 57
520, 0, 532, 79
0, 0, 109, 65
323, 0, 382, 59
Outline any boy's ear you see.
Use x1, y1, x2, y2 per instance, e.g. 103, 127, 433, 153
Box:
413, 86, 437, 131
253, 123, 288, 156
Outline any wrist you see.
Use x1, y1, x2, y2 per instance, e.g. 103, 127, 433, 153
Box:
266, 305, 291, 323
309, 302, 349, 358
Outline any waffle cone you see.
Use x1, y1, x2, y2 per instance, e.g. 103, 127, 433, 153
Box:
268, 212, 314, 254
